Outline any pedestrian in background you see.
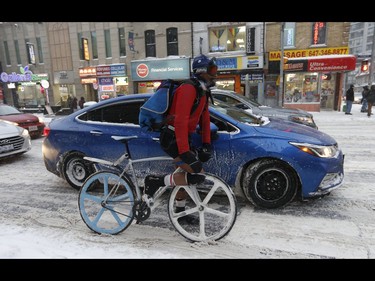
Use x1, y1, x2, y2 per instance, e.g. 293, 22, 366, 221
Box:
366, 85, 375, 117
360, 85, 369, 113
71, 97, 78, 112
78, 97, 85, 109
345, 84, 354, 115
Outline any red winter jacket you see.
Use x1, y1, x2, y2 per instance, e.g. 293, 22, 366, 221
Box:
166, 83, 211, 155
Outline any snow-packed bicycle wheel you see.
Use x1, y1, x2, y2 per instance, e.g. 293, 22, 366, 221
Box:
78, 171, 136, 235
168, 173, 237, 242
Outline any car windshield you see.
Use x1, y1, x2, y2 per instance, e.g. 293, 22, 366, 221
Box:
210, 103, 263, 125
0, 105, 22, 116
233, 93, 262, 106
213, 91, 263, 107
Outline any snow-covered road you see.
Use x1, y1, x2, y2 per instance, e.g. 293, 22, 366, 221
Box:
1, 104, 375, 259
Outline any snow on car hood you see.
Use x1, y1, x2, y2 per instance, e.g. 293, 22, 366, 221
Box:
0, 113, 39, 123
251, 117, 337, 145
0, 121, 23, 137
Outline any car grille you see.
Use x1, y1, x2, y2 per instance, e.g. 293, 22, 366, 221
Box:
0, 136, 24, 154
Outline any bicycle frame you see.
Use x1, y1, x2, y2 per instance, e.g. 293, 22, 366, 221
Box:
84, 135, 173, 207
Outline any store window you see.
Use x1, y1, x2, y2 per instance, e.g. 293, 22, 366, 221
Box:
145, 30, 156, 57
137, 81, 160, 93
91, 31, 98, 59
166, 27, 178, 56
284, 72, 320, 104
209, 25, 246, 52
311, 22, 327, 46
104, 29, 112, 58
17, 82, 45, 107
118, 27, 126, 57
214, 78, 235, 91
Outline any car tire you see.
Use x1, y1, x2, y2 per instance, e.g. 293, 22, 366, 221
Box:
62, 152, 95, 190
242, 159, 299, 209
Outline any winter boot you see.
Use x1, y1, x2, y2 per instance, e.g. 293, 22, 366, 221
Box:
144, 175, 165, 197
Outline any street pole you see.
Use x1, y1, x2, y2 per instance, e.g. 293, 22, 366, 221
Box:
369, 22, 375, 87
279, 22, 285, 107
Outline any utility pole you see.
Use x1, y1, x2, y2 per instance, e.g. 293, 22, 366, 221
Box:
279, 22, 285, 107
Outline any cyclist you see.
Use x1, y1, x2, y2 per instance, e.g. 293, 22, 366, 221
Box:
144, 54, 217, 224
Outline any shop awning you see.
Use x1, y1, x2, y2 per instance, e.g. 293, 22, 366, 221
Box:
285, 55, 356, 72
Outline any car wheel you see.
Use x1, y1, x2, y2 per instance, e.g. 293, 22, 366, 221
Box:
242, 159, 299, 209
62, 152, 95, 190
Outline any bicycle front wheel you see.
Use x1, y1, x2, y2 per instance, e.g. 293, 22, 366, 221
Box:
168, 173, 237, 242
78, 171, 136, 235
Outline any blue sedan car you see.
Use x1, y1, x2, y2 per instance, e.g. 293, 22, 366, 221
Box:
42, 94, 344, 209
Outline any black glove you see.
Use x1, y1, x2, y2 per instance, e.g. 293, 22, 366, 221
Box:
196, 143, 212, 162
179, 151, 202, 173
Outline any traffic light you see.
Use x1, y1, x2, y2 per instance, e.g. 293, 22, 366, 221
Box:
361, 60, 369, 72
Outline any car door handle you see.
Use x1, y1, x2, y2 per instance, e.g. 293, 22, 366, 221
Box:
90, 130, 103, 136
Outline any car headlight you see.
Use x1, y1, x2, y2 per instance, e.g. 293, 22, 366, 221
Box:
289, 115, 314, 126
289, 142, 339, 158
21, 128, 30, 136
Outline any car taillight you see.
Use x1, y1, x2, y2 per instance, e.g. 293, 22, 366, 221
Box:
43, 126, 51, 137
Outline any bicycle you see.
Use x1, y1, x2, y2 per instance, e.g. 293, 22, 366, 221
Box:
78, 135, 237, 242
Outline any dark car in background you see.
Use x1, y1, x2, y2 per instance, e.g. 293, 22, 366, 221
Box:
211, 89, 318, 129
0, 104, 45, 138
42, 94, 343, 209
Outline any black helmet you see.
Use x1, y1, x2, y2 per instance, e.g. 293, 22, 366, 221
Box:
192, 54, 218, 77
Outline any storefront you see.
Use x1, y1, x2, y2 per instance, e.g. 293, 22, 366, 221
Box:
79, 64, 128, 102
268, 47, 356, 111
215, 55, 264, 101
79, 67, 97, 103
53, 70, 77, 108
130, 57, 190, 92
96, 64, 128, 100
283, 54, 356, 111
0, 66, 50, 109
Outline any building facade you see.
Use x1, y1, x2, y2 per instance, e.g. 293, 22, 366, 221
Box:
347, 22, 375, 93
265, 22, 353, 112
0, 22, 356, 113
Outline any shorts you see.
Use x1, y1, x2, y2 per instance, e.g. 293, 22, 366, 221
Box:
160, 125, 191, 159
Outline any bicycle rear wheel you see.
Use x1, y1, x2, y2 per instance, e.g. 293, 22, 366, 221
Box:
168, 173, 237, 242
78, 171, 136, 235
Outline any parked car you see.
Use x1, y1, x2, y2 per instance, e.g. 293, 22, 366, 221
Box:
211, 89, 318, 129
83, 101, 97, 108
42, 94, 344, 209
0, 104, 45, 138
0, 120, 31, 159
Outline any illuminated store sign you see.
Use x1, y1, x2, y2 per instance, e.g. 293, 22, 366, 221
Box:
0, 66, 33, 83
